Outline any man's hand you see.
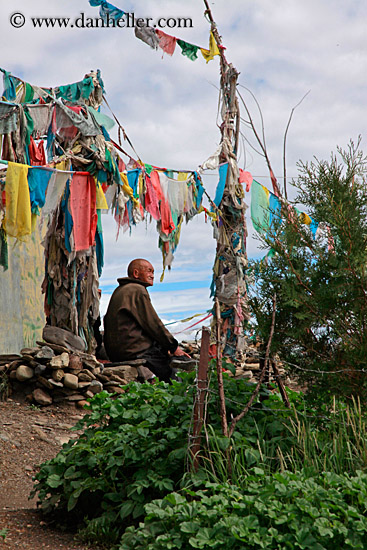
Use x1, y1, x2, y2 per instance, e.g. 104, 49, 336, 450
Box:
172, 346, 191, 358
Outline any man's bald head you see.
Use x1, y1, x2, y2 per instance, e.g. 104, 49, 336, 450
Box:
127, 259, 155, 286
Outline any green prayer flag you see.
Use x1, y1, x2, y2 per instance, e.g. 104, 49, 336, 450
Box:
177, 39, 199, 61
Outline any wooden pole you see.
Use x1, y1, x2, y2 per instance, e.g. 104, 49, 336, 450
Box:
272, 360, 291, 408
215, 298, 228, 437
191, 327, 210, 471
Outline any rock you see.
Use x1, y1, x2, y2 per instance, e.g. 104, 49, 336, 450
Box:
52, 369, 65, 382
21, 347, 39, 356
9, 370, 17, 380
0, 354, 21, 362
42, 325, 86, 352
103, 366, 138, 382
34, 364, 47, 376
0, 433, 10, 442
8, 360, 24, 371
89, 380, 103, 394
33, 388, 52, 406
78, 381, 91, 389
37, 341, 70, 355
248, 363, 260, 370
50, 353, 69, 369
76, 400, 89, 408
69, 355, 83, 371
82, 358, 100, 370
35, 346, 55, 361
109, 374, 127, 384
78, 370, 96, 381
67, 394, 86, 402
55, 435, 72, 445
96, 373, 110, 383
64, 373, 79, 390
32, 426, 51, 443
84, 390, 94, 399
106, 386, 125, 395
49, 379, 64, 388
16, 365, 34, 382
37, 376, 54, 390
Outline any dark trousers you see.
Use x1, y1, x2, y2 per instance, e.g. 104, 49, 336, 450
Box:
137, 344, 175, 383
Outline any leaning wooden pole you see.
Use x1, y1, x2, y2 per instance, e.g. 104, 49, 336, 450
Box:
191, 327, 210, 471
203, 0, 250, 362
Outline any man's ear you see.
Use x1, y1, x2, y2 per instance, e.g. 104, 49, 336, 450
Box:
132, 268, 139, 279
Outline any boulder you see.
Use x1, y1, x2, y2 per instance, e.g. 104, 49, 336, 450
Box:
42, 325, 86, 352
16, 365, 34, 382
64, 373, 79, 390
33, 388, 52, 406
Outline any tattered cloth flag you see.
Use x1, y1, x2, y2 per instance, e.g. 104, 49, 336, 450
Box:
200, 31, 220, 63
177, 39, 199, 61
156, 29, 177, 56
135, 23, 160, 50
89, 0, 125, 21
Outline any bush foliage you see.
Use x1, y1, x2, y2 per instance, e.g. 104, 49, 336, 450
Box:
250, 141, 367, 404
32, 371, 367, 547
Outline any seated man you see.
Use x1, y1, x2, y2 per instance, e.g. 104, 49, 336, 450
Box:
103, 258, 189, 382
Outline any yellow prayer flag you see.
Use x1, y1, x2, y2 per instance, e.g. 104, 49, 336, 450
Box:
5, 162, 31, 239
95, 179, 108, 210
200, 32, 220, 63
178, 172, 189, 182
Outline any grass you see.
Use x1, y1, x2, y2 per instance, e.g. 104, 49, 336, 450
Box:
199, 395, 367, 483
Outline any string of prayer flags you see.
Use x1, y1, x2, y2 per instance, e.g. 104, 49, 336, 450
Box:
86, 1, 221, 63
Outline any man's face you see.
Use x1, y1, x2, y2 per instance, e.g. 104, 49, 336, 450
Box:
134, 261, 155, 286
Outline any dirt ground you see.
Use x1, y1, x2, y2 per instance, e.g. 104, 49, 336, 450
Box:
0, 395, 98, 550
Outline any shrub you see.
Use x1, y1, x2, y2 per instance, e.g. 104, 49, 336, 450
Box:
250, 140, 367, 406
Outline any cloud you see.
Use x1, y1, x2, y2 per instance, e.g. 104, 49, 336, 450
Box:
1, 0, 365, 321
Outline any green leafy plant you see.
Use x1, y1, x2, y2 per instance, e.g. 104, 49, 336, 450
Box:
0, 528, 8, 541
120, 471, 367, 550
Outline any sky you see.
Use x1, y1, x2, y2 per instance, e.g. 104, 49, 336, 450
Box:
1, 0, 366, 337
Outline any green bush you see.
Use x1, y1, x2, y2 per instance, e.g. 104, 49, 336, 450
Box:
31, 373, 294, 542
31, 380, 194, 543
31, 371, 367, 546
120, 470, 367, 550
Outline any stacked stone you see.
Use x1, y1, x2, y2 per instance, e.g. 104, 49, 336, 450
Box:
0, 343, 143, 408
